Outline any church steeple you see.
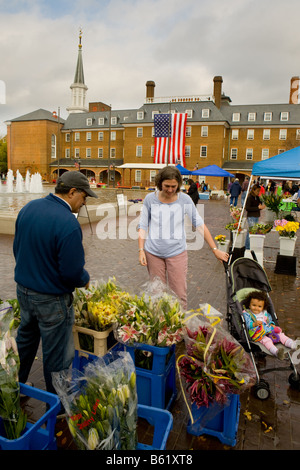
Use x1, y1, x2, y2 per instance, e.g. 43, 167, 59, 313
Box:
67, 29, 88, 114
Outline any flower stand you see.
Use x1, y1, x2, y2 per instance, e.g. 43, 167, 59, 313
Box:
0, 383, 60, 450
72, 325, 117, 357
279, 236, 297, 256
186, 394, 241, 447
275, 254, 297, 276
249, 234, 265, 266
232, 230, 246, 248
217, 240, 230, 253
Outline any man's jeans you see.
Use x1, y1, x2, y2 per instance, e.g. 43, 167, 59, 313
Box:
230, 195, 239, 206
16, 284, 75, 395
245, 216, 259, 250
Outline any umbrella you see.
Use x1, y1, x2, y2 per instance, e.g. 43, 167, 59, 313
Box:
175, 164, 193, 175
191, 164, 234, 177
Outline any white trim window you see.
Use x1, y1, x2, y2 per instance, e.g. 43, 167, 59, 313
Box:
263, 129, 270, 140
65, 148, 70, 158
98, 117, 104, 125
264, 112, 272, 121
279, 129, 287, 140
231, 129, 239, 140
185, 145, 191, 158
136, 145, 142, 157
86, 148, 91, 158
86, 132, 92, 141
246, 148, 253, 160
137, 111, 144, 120
51, 134, 56, 159
86, 118, 92, 126
232, 113, 240, 122
186, 126, 191, 137
137, 127, 143, 137
200, 145, 207, 158
135, 170, 142, 182
65, 133, 70, 142
230, 148, 238, 159
75, 148, 80, 158
111, 116, 117, 125
98, 132, 104, 141
280, 112, 289, 121
75, 132, 80, 141
248, 112, 256, 121
98, 148, 103, 158
151, 145, 155, 157
150, 170, 156, 183
110, 148, 116, 158
296, 129, 300, 140
111, 131, 116, 141
202, 109, 209, 118
186, 109, 193, 118
201, 126, 208, 137
262, 149, 269, 160
247, 129, 254, 140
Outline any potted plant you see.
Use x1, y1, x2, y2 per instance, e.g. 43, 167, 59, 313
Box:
274, 219, 299, 256
214, 234, 229, 252
248, 223, 273, 255
261, 193, 284, 221
225, 222, 246, 248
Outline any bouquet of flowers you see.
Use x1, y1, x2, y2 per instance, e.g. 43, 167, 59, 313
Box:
0, 303, 27, 440
73, 278, 132, 332
248, 223, 273, 235
225, 222, 242, 233
178, 315, 255, 411
52, 351, 137, 450
230, 207, 242, 222
214, 234, 226, 245
262, 193, 283, 217
274, 219, 299, 238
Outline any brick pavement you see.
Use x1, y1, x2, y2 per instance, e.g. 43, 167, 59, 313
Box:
1, 197, 300, 451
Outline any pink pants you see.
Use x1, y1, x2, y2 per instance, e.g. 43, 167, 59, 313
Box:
260, 332, 292, 352
145, 250, 188, 309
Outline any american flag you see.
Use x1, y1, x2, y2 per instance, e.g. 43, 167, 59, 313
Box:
154, 113, 187, 165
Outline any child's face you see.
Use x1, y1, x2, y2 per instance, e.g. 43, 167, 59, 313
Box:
249, 298, 264, 315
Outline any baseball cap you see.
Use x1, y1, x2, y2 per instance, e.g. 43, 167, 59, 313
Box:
56, 171, 98, 198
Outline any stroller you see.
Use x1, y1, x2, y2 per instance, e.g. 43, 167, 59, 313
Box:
224, 256, 300, 400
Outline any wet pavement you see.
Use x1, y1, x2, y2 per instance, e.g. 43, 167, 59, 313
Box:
1, 195, 300, 452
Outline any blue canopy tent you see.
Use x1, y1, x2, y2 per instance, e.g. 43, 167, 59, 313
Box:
191, 164, 234, 177
252, 146, 300, 179
175, 164, 193, 175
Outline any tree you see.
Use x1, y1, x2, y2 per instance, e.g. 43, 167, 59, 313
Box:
0, 137, 7, 174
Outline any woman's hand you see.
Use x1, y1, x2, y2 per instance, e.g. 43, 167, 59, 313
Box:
139, 249, 147, 266
213, 248, 229, 263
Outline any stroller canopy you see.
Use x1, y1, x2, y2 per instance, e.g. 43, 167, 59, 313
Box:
229, 258, 272, 296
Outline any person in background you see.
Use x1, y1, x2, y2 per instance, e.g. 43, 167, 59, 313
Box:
229, 178, 242, 206
138, 166, 229, 310
13, 171, 98, 396
245, 183, 266, 250
241, 177, 249, 206
187, 178, 199, 206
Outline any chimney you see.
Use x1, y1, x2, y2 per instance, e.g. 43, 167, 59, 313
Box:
146, 80, 155, 101
213, 76, 223, 108
289, 76, 300, 104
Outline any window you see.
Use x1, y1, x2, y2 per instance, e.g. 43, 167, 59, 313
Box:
137, 127, 143, 137
75, 148, 80, 158
246, 148, 253, 160
98, 148, 103, 158
248, 112, 256, 121
98, 132, 104, 141
230, 148, 238, 159
201, 126, 208, 137
200, 145, 207, 158
263, 129, 270, 140
136, 145, 142, 157
86, 148, 91, 158
65, 133, 70, 142
231, 129, 239, 140
247, 129, 254, 140
152, 111, 159, 119
111, 131, 116, 141
262, 149, 269, 160
296, 129, 300, 140
135, 170, 141, 182
280, 112, 289, 121
232, 113, 240, 122
137, 111, 144, 120
111, 116, 117, 125
98, 117, 104, 125
150, 170, 156, 183
51, 134, 56, 159
65, 148, 70, 158
185, 145, 191, 158
75, 132, 80, 141
202, 109, 209, 118
110, 148, 116, 158
279, 129, 287, 140
86, 118, 92, 126
86, 132, 92, 141
186, 126, 191, 137
264, 112, 272, 121
186, 109, 193, 118
151, 145, 155, 157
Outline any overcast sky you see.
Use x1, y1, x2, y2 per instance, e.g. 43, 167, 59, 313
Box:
1, 0, 300, 136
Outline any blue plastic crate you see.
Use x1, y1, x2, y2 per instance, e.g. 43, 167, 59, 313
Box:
137, 405, 173, 450
186, 394, 240, 446
0, 383, 61, 450
124, 342, 175, 375
199, 193, 210, 200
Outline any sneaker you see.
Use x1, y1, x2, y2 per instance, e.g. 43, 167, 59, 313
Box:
277, 347, 288, 360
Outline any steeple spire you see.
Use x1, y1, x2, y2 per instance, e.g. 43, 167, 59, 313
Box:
67, 28, 88, 114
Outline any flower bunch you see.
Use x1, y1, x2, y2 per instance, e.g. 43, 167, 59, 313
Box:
230, 207, 242, 221
178, 320, 255, 409
225, 222, 242, 233
274, 219, 299, 238
0, 303, 27, 439
73, 278, 132, 331
262, 193, 283, 216
214, 234, 226, 245
53, 352, 137, 450
248, 223, 273, 235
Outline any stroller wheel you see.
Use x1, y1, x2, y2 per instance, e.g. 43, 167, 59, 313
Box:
288, 372, 300, 390
253, 379, 270, 400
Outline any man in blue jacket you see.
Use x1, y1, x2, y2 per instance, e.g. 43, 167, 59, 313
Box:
13, 171, 97, 396
229, 178, 242, 207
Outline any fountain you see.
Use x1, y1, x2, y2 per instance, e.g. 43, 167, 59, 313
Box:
29, 172, 43, 193
6, 169, 14, 193
16, 170, 24, 193
25, 170, 30, 192
4, 169, 44, 194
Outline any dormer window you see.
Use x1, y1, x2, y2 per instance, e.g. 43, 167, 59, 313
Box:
98, 117, 104, 125
248, 112, 256, 121
202, 109, 209, 118
137, 111, 144, 120
280, 112, 289, 121
186, 109, 193, 118
264, 112, 272, 121
111, 116, 117, 125
232, 113, 240, 122
86, 118, 92, 126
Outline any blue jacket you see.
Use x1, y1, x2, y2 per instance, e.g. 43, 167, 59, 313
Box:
13, 193, 90, 294
230, 181, 242, 197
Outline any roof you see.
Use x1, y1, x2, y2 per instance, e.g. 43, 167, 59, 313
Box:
9, 109, 65, 124
220, 103, 300, 126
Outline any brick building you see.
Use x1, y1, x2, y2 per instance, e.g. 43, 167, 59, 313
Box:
6, 34, 300, 189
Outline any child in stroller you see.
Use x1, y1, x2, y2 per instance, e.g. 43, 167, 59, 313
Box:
242, 290, 299, 360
